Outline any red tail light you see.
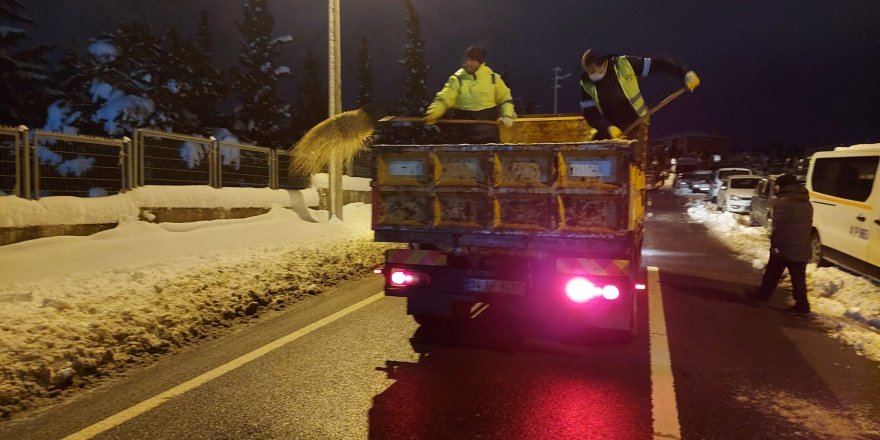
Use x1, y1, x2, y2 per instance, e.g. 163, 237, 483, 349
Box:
564, 276, 621, 302
564, 277, 596, 303
389, 270, 430, 287
602, 285, 620, 300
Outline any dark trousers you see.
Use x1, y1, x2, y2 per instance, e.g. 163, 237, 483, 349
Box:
447, 108, 500, 144
758, 253, 809, 311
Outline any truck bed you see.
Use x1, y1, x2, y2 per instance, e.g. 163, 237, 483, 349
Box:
372, 142, 645, 254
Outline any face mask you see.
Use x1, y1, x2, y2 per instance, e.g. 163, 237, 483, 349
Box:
588, 71, 605, 82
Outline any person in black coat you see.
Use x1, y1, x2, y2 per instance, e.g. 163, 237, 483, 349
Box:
749, 174, 814, 315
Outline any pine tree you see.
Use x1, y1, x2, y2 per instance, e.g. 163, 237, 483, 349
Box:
398, 0, 428, 116
191, 10, 228, 130
45, 38, 101, 134
82, 21, 164, 135
0, 0, 52, 126
231, 0, 292, 148
356, 36, 373, 109
153, 27, 200, 133
291, 48, 327, 139
51, 39, 88, 100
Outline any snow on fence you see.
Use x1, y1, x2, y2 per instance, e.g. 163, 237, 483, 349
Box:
217, 140, 274, 188
136, 129, 214, 187
1, 127, 317, 200
31, 130, 129, 198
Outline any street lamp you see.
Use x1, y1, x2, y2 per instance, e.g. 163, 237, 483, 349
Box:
327, 0, 343, 219
551, 66, 571, 114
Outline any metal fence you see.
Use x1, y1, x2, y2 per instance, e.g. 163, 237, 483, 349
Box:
3, 127, 315, 200
0, 126, 22, 197
32, 131, 129, 198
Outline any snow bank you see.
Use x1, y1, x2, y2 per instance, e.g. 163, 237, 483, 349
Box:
686, 199, 880, 362
0, 203, 397, 417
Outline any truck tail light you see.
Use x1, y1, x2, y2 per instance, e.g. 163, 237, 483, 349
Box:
564, 276, 621, 302
389, 269, 430, 287
602, 285, 620, 300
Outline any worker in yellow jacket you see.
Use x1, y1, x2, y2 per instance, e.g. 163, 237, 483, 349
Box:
580, 49, 701, 140
424, 46, 516, 143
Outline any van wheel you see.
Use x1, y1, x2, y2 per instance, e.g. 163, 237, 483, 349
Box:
810, 232, 826, 267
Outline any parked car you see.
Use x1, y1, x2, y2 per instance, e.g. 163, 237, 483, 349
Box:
710, 167, 753, 203
718, 175, 762, 213
807, 144, 880, 278
689, 170, 714, 193
674, 172, 695, 190
749, 174, 806, 227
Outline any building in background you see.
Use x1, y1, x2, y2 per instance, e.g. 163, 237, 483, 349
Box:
651, 132, 730, 169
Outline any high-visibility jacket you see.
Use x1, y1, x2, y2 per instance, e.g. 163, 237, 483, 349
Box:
425, 64, 516, 120
580, 57, 648, 119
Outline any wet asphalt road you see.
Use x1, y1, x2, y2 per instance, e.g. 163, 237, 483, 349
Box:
1, 187, 878, 440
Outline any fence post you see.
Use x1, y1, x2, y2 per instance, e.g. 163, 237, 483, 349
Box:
31, 131, 41, 200
18, 125, 31, 200
269, 148, 277, 190
12, 126, 21, 197
120, 136, 131, 192
209, 136, 219, 188
135, 128, 144, 187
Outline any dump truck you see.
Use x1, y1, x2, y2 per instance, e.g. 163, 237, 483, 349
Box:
372, 116, 646, 340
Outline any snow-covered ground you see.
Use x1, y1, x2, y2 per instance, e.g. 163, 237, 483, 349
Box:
680, 190, 880, 364
0, 184, 395, 418
1, 182, 877, 419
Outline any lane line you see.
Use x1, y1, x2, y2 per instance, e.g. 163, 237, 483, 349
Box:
63, 292, 386, 440
648, 266, 682, 439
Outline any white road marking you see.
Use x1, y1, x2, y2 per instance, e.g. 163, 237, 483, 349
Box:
648, 266, 682, 439
62, 292, 386, 440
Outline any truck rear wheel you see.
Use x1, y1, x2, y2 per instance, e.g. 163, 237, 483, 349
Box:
413, 314, 446, 327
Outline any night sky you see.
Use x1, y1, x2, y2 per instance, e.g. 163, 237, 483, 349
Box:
22, 0, 880, 149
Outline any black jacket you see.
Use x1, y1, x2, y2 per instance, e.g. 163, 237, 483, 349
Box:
580, 55, 688, 139
770, 184, 813, 262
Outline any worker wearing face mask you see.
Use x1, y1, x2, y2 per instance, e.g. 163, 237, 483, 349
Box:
579, 49, 700, 140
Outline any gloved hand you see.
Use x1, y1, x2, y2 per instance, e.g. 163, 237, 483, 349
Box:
608, 125, 624, 139
500, 116, 514, 128
684, 70, 701, 92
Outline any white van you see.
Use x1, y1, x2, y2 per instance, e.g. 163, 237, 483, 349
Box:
807, 144, 880, 278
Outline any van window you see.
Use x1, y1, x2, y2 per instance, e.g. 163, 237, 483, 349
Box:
718, 169, 749, 180
812, 156, 879, 202
730, 178, 762, 189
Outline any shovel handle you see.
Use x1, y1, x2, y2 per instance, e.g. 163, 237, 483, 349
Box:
622, 86, 689, 136
378, 116, 499, 125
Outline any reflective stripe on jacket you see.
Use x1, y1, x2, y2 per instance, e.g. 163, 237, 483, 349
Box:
425, 64, 515, 120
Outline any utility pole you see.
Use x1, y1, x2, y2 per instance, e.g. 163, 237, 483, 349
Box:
551, 67, 571, 114
328, 0, 343, 220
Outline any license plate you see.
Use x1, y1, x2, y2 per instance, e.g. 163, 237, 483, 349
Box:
464, 278, 525, 295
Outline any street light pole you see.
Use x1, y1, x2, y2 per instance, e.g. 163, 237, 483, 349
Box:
551, 66, 571, 114
328, 0, 343, 220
